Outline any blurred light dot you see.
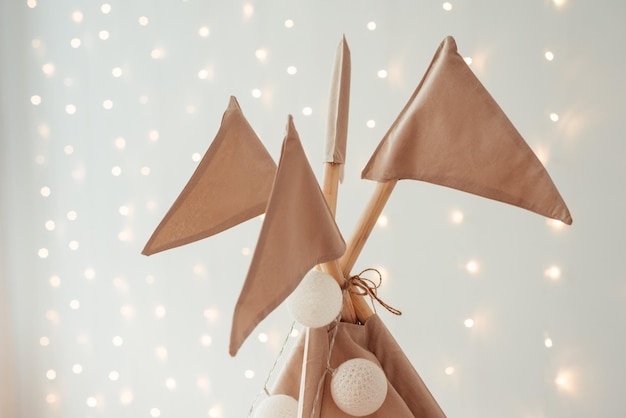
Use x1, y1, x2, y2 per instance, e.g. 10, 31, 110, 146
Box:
200, 334, 212, 347
244, 370, 255, 379
547, 218, 566, 230
286, 65, 297, 75
198, 26, 210, 37
72, 364, 83, 374
64, 145, 74, 154
197, 377, 210, 392
42, 63, 55, 75
67, 210, 77, 220
464, 56, 473, 65
118, 230, 132, 241
31, 38, 42, 48
302, 106, 312, 116
68, 240, 79, 250
251, 88, 262, 98
366, 119, 376, 128
549, 112, 559, 122
112, 336, 123, 346
545, 265, 561, 280
555, 372, 571, 389
255, 48, 268, 62
139, 95, 149, 104
109, 370, 120, 381
465, 260, 479, 274
40, 186, 51, 197
49, 275, 61, 287
111, 166, 122, 176
203, 308, 219, 323
35, 155, 46, 164
193, 263, 206, 276
545, 51, 555, 61
70, 299, 80, 309
46, 370, 56, 380
367, 21, 377, 30
545, 337, 553, 348
72, 10, 84, 23
70, 38, 81, 48
119, 206, 130, 216
191, 152, 202, 162
377, 214, 388, 227
86, 397, 97, 408
138, 16, 149, 26
155, 346, 168, 361
290, 328, 300, 338
45, 220, 55, 231
120, 305, 135, 319
464, 318, 474, 328
149, 130, 159, 141
31, 95, 42, 105
151, 48, 164, 59
27, 0, 37, 8
103, 99, 114, 110
38, 124, 50, 137
241, 247, 251, 256
553, 0, 567, 6
242, 3, 254, 19
40, 336, 50, 346
150, 408, 161, 418
101, 3, 111, 14
284, 19, 294, 28
38, 248, 49, 258
145, 275, 155, 284
444, 366, 455, 375
45, 310, 59, 323
155, 305, 166, 319
451, 210, 464, 224
112, 67, 123, 77
377, 69, 388, 79
65, 104, 77, 115
165, 378, 177, 390
77, 334, 89, 344
46, 394, 57, 404
442, 2, 453, 11
114, 137, 126, 149
257, 333, 268, 343
99, 30, 110, 40
84, 268, 95, 279
120, 389, 133, 405
198, 69, 209, 79
140, 166, 151, 175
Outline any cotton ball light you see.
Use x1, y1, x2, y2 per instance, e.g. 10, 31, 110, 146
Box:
253, 394, 298, 418
331, 358, 388, 416
287, 270, 343, 328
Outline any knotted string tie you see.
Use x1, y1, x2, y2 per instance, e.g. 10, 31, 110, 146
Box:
345, 268, 402, 316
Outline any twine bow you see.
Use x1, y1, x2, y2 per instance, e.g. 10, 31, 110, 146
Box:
345, 268, 402, 316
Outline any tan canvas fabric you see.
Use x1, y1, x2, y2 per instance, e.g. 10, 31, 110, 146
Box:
142, 96, 277, 255
324, 35, 351, 178
362, 36, 572, 225
230, 116, 346, 356
271, 315, 446, 418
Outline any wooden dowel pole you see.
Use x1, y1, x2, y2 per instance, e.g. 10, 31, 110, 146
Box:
339, 180, 397, 278
322, 163, 340, 217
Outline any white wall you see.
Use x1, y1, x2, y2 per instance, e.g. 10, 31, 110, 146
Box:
2, 1, 625, 417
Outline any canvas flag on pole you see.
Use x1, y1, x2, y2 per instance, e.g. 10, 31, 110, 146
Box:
142, 96, 277, 256
362, 36, 572, 225
229, 116, 346, 356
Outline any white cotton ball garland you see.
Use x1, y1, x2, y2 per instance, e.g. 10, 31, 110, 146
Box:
330, 358, 388, 417
287, 269, 343, 328
253, 394, 298, 418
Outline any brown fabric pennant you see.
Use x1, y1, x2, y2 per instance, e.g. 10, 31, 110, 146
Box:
229, 116, 346, 356
142, 96, 277, 256
324, 35, 351, 179
271, 315, 446, 418
362, 36, 572, 225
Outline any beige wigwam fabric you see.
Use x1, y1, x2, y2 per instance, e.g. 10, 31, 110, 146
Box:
229, 116, 346, 356
362, 36, 572, 225
142, 96, 277, 256
271, 315, 446, 418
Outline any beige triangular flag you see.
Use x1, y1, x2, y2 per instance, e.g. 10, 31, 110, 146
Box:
230, 116, 346, 356
324, 35, 351, 180
142, 96, 277, 256
362, 36, 572, 225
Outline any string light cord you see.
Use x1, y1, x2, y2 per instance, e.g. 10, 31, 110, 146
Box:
347, 268, 402, 316
246, 321, 297, 418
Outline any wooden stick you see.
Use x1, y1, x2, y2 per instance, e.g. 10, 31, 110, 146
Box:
339, 180, 397, 278
322, 163, 341, 217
